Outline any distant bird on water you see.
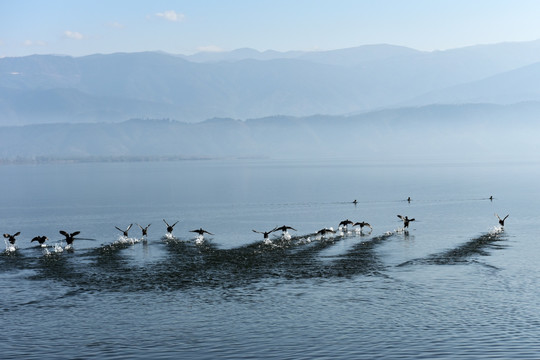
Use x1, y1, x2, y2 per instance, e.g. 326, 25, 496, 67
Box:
137, 223, 151, 236
59, 230, 80, 245
190, 228, 214, 236
31, 235, 48, 246
495, 214, 509, 227
489, 196, 494, 201
353, 221, 373, 231
163, 219, 179, 234
3, 232, 20, 245
115, 224, 133, 237
397, 215, 415, 228
353, 199, 358, 205
407, 197, 411, 203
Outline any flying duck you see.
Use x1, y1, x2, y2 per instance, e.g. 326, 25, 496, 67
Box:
275, 225, 296, 233
31, 235, 48, 246
495, 214, 509, 227
59, 230, 80, 245
397, 215, 415, 228
137, 223, 151, 236
316, 228, 336, 236
353, 221, 373, 231
3, 232, 20, 245
163, 219, 179, 234
115, 224, 133, 237
253, 228, 277, 239
190, 228, 214, 236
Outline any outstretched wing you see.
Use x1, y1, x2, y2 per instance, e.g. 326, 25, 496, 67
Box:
59, 230, 68, 237
13, 232, 20, 237
126, 224, 133, 231
71, 231, 81, 237
163, 219, 170, 227
503, 214, 509, 221
171, 221, 179, 228
115, 226, 123, 232
397, 215, 404, 220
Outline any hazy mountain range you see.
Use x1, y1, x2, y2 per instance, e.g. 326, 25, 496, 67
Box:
2, 102, 539, 163
1, 40, 540, 161
3, 40, 540, 125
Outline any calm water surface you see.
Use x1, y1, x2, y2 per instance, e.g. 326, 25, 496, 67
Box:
1, 159, 540, 359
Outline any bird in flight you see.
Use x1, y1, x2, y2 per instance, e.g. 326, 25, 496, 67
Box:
397, 215, 415, 228
3, 232, 20, 245
495, 214, 509, 227
137, 223, 151, 236
115, 224, 133, 237
190, 228, 214, 236
163, 219, 179, 234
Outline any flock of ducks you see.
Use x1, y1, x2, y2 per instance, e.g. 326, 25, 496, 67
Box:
2, 197, 509, 251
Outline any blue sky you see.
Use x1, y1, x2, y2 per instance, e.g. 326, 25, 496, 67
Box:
2, 0, 540, 57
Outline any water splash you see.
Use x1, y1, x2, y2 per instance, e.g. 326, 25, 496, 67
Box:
489, 226, 504, 235
116, 235, 140, 245
195, 235, 204, 245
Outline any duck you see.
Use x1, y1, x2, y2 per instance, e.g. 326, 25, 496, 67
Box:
316, 228, 336, 236
31, 235, 48, 246
59, 230, 80, 245
3, 232, 20, 245
495, 214, 509, 227
252, 228, 277, 240
115, 224, 133, 237
190, 228, 214, 236
353, 221, 372, 231
274, 225, 296, 233
163, 219, 179, 234
137, 223, 151, 236
397, 215, 415, 228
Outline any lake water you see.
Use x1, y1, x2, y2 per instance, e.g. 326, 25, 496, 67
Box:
1, 159, 540, 359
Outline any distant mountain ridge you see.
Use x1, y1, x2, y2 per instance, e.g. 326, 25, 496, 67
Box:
2, 102, 539, 163
2, 40, 540, 125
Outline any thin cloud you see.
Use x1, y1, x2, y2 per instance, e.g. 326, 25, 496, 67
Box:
64, 30, 84, 40
108, 21, 124, 29
155, 10, 184, 22
23, 40, 47, 47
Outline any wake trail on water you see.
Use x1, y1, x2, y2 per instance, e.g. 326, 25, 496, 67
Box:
397, 227, 506, 267
1, 225, 509, 292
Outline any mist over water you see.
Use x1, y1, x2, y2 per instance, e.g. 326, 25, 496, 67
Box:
1, 159, 540, 359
